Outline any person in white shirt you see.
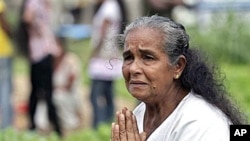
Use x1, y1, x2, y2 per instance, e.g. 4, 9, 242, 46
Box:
88, 0, 126, 129
111, 15, 247, 141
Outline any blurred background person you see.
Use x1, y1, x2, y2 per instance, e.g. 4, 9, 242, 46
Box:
143, 0, 187, 19
63, 0, 85, 24
52, 36, 84, 135
88, 0, 126, 129
0, 0, 14, 129
22, 0, 62, 136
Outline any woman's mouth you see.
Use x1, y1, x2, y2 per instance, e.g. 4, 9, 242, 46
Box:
129, 80, 147, 89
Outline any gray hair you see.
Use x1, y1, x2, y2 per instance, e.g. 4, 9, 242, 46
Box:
122, 15, 189, 64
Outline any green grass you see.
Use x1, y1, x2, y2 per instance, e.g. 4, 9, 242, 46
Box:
220, 63, 250, 120
0, 124, 111, 141
187, 12, 250, 64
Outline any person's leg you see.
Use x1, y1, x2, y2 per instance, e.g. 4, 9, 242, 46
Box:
90, 79, 104, 129
47, 95, 62, 136
0, 58, 13, 129
28, 61, 39, 130
41, 55, 62, 136
103, 80, 114, 123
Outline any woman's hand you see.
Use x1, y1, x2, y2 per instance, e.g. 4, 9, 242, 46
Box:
111, 107, 146, 141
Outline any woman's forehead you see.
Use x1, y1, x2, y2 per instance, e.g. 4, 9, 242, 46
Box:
125, 28, 163, 43
124, 28, 164, 49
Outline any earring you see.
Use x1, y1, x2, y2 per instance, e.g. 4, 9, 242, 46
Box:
175, 74, 180, 79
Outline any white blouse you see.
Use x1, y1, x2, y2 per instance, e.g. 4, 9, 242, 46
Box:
133, 91, 231, 141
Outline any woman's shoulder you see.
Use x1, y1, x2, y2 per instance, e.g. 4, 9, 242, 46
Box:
177, 92, 230, 126
160, 92, 230, 140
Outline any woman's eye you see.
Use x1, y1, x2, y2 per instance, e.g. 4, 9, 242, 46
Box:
143, 54, 154, 60
123, 55, 133, 61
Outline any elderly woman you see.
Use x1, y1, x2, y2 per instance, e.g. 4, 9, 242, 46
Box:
111, 15, 246, 141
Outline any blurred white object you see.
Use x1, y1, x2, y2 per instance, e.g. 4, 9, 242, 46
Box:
34, 100, 49, 130
172, 5, 197, 26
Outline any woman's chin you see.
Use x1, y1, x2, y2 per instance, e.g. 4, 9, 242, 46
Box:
130, 92, 147, 101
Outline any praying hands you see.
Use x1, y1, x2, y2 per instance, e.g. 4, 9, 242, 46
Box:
111, 107, 146, 141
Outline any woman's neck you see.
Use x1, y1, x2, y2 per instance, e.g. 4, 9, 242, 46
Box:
143, 88, 188, 139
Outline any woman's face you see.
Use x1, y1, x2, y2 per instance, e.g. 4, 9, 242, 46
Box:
122, 28, 176, 102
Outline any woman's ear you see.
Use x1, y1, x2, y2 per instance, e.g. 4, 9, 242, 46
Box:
174, 55, 186, 79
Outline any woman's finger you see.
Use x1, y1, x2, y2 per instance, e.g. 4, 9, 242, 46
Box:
122, 107, 128, 115
118, 113, 127, 141
111, 123, 120, 141
125, 110, 136, 140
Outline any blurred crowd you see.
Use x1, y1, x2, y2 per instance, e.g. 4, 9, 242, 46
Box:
0, 0, 199, 138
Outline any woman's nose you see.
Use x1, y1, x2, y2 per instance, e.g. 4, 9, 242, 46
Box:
129, 60, 142, 75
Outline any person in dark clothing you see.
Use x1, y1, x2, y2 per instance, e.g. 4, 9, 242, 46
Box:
20, 0, 63, 137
